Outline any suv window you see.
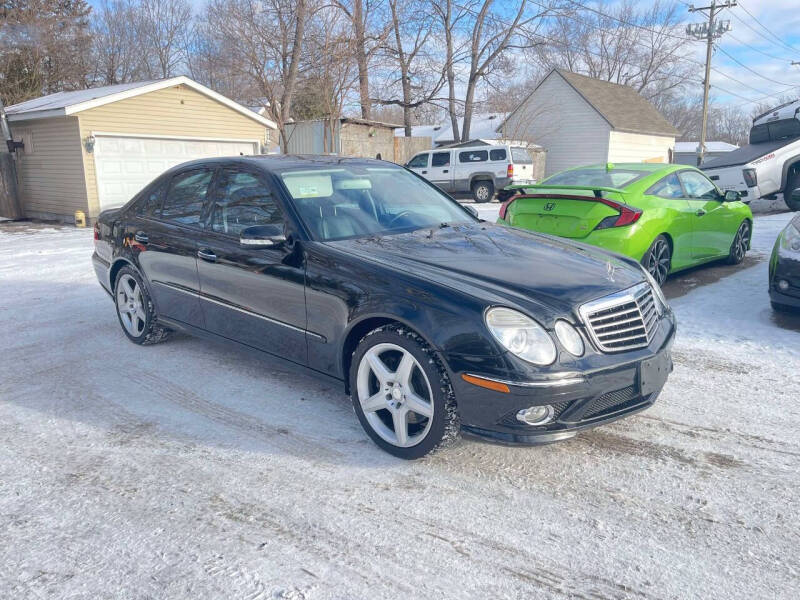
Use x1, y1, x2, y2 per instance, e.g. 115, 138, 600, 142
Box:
431, 152, 450, 167
489, 148, 506, 161
647, 173, 684, 199
161, 169, 213, 225
209, 170, 283, 236
459, 150, 487, 163
135, 180, 166, 217
678, 170, 719, 200
407, 153, 429, 168
511, 147, 532, 164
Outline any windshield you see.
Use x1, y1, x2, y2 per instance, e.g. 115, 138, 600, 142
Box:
544, 167, 646, 188
278, 165, 475, 241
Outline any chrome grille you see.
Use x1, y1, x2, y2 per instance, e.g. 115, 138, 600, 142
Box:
579, 283, 660, 353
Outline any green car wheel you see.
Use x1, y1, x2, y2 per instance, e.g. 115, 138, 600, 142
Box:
497, 163, 754, 280
642, 235, 671, 286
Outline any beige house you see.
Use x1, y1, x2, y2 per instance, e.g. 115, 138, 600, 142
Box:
5, 77, 277, 223
500, 69, 679, 176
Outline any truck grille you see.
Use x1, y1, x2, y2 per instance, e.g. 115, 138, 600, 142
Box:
579, 283, 660, 353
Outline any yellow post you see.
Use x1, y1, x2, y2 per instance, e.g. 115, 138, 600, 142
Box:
74, 210, 86, 227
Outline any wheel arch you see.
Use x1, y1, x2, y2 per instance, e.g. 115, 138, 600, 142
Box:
109, 256, 137, 291
340, 314, 439, 395
780, 155, 800, 191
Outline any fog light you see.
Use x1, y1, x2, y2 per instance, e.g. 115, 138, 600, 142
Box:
778, 279, 790, 291
516, 404, 555, 426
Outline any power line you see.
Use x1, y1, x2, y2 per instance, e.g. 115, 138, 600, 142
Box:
714, 44, 800, 88
725, 32, 796, 62
736, 0, 799, 54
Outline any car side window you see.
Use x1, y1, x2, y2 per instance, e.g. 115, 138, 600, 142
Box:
209, 170, 283, 236
678, 170, 720, 200
647, 173, 684, 199
489, 148, 507, 161
431, 152, 450, 167
407, 153, 429, 168
134, 180, 166, 217
459, 150, 488, 163
161, 168, 213, 226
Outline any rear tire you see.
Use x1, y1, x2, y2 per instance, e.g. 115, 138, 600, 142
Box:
471, 180, 494, 203
784, 169, 800, 211
349, 324, 459, 459
726, 220, 750, 265
641, 235, 671, 286
114, 266, 170, 345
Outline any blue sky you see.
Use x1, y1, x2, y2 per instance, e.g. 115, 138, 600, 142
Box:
689, 0, 800, 109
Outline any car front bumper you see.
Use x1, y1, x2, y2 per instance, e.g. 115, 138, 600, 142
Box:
446, 312, 676, 445
769, 247, 800, 308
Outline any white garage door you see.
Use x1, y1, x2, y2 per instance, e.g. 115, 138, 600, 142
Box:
94, 135, 258, 211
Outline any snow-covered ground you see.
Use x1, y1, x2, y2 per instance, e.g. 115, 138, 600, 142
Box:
1, 214, 799, 600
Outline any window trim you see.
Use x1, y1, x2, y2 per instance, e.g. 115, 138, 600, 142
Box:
676, 168, 721, 200
645, 172, 687, 200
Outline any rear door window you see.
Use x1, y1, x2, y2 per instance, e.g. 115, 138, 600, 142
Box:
431, 152, 450, 167
489, 148, 507, 161
459, 150, 488, 163
161, 168, 214, 226
511, 147, 532, 163
134, 180, 166, 217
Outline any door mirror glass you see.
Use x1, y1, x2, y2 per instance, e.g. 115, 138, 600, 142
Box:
723, 189, 740, 202
240, 224, 286, 247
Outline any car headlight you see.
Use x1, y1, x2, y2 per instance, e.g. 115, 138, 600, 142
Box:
554, 320, 584, 357
485, 307, 557, 365
640, 265, 667, 315
782, 222, 800, 252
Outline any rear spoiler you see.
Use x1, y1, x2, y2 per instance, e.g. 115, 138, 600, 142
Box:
504, 184, 627, 197
498, 184, 641, 228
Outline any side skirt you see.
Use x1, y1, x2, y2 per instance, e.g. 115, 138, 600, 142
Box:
157, 316, 346, 391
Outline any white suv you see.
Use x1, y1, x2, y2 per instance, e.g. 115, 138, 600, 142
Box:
405, 143, 536, 203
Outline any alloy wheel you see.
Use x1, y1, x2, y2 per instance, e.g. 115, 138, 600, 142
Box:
116, 274, 147, 337
645, 238, 671, 286
732, 222, 750, 262
356, 342, 434, 448
476, 185, 489, 201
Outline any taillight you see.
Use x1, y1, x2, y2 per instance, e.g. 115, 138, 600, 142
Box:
742, 168, 757, 188
507, 164, 514, 178
93, 222, 100, 242
499, 196, 516, 221
594, 201, 642, 230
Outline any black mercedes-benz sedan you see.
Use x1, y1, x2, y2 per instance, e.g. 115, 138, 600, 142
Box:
769, 212, 800, 312
93, 155, 676, 459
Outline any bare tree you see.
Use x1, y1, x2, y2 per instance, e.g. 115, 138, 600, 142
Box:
135, 0, 192, 79
374, 0, 444, 135
91, 0, 146, 85
202, 0, 310, 148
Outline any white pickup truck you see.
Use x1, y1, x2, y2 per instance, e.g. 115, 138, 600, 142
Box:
703, 99, 800, 211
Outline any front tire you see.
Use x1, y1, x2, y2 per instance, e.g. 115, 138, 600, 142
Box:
114, 266, 170, 345
641, 235, 671, 286
349, 325, 459, 459
471, 180, 494, 203
726, 220, 750, 265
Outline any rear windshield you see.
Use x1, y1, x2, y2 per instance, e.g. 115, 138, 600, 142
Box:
511, 147, 532, 164
544, 168, 646, 188
749, 118, 800, 144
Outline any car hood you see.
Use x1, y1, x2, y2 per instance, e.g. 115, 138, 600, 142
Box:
325, 222, 644, 318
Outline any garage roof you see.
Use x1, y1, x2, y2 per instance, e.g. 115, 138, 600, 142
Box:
5, 76, 277, 129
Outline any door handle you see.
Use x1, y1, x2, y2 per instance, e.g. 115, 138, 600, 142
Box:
134, 231, 149, 244
695, 209, 707, 217
197, 249, 217, 262
443, 169, 449, 173
422, 170, 428, 174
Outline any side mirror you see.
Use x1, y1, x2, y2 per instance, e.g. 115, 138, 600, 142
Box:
723, 190, 740, 202
240, 224, 286, 248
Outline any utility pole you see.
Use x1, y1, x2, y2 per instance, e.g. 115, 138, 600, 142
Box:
687, 1, 736, 166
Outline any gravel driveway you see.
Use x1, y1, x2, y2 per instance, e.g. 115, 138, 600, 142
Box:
1, 214, 798, 599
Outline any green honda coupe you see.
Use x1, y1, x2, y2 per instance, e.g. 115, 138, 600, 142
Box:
497, 163, 753, 285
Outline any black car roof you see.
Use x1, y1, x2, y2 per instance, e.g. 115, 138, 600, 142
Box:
170, 154, 393, 173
